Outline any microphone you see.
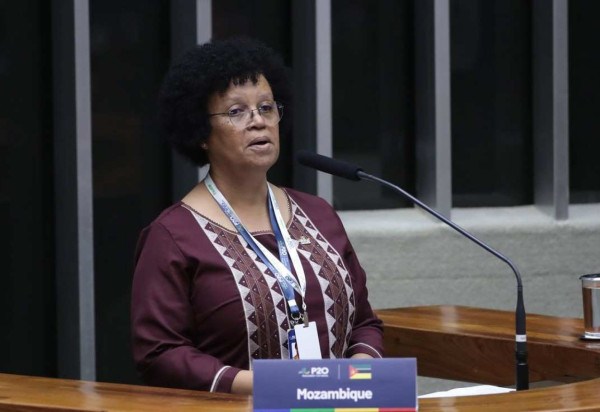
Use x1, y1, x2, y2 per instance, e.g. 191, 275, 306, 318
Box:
296, 150, 529, 391
296, 150, 363, 181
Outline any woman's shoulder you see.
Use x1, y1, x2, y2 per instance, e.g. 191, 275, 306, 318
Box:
135, 202, 204, 259
282, 187, 352, 253
151, 201, 187, 224
283, 187, 334, 211
142, 201, 197, 238
282, 187, 342, 225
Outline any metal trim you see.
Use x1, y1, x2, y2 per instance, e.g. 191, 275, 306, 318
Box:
415, 0, 452, 218
52, 0, 96, 380
533, 0, 569, 220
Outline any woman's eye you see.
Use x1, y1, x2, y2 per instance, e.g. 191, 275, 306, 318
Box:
228, 107, 246, 117
259, 103, 274, 113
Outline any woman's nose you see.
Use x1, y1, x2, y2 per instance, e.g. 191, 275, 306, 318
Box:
247, 108, 266, 126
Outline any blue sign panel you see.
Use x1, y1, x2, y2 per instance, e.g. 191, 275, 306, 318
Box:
253, 358, 417, 411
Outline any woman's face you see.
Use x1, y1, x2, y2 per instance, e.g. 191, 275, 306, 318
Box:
205, 74, 280, 175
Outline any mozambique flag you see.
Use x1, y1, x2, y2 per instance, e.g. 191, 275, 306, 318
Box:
348, 364, 372, 380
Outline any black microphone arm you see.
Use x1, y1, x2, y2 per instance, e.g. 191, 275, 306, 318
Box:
297, 150, 529, 391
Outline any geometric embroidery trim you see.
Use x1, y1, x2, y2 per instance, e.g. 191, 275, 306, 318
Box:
185, 195, 356, 362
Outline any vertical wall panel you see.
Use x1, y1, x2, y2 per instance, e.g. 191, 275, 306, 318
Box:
569, 0, 600, 203
415, 0, 452, 217
331, 0, 414, 210
52, 0, 96, 380
450, 1, 533, 207
292, 1, 318, 194
0, 0, 55, 377
90, 0, 171, 384
533, 0, 569, 219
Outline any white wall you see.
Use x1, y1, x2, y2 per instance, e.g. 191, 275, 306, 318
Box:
341, 203, 600, 318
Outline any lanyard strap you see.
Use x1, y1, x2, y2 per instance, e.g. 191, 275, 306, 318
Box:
205, 175, 307, 324
266, 185, 309, 325
267, 184, 307, 294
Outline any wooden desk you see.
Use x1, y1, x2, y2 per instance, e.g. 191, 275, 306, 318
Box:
0, 374, 251, 411
376, 305, 600, 384
1, 306, 599, 411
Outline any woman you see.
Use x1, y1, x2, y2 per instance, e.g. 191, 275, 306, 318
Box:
131, 38, 383, 395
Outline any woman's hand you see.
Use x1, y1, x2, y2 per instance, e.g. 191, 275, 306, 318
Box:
350, 353, 374, 359
231, 370, 253, 394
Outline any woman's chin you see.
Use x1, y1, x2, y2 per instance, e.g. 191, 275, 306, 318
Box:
246, 148, 279, 169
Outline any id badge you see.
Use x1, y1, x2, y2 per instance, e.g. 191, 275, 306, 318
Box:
293, 321, 322, 359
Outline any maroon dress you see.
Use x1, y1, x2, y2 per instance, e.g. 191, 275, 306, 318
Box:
131, 188, 383, 393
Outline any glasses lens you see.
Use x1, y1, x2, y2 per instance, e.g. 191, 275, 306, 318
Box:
229, 102, 283, 128
229, 111, 250, 128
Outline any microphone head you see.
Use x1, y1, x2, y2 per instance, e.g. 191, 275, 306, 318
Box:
296, 150, 363, 181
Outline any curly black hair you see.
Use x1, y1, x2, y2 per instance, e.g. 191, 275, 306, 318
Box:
158, 37, 292, 166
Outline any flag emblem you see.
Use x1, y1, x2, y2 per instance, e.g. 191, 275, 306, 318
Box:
348, 364, 372, 380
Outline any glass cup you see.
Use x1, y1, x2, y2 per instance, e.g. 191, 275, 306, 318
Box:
580, 273, 600, 340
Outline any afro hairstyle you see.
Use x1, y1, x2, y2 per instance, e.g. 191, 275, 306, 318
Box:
158, 37, 292, 166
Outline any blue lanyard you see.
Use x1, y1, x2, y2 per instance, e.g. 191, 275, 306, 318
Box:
205, 175, 304, 324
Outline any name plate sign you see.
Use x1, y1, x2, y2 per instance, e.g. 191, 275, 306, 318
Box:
253, 358, 417, 412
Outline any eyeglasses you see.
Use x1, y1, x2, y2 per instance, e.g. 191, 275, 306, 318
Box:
208, 100, 284, 129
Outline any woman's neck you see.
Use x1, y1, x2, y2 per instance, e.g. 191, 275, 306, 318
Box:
208, 167, 269, 210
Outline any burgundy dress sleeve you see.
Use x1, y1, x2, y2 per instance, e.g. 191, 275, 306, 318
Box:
342, 241, 385, 358
131, 220, 241, 392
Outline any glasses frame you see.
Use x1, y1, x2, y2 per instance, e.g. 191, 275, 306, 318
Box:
208, 101, 284, 129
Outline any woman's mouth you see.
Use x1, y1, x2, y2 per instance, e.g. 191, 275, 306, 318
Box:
248, 138, 270, 147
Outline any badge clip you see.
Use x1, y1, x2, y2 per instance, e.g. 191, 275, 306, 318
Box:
302, 311, 310, 327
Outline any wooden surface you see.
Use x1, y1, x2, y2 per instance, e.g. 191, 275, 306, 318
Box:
375, 305, 600, 385
1, 372, 600, 412
0, 373, 251, 411
1, 306, 600, 411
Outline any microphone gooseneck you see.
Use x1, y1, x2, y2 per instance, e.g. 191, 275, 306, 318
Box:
297, 151, 529, 391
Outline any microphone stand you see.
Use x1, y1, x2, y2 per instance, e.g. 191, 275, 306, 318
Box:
357, 171, 529, 391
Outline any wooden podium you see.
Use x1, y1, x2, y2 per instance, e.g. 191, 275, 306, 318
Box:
378, 305, 600, 410
1, 306, 599, 411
